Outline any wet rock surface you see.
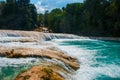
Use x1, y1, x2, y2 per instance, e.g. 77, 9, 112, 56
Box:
14, 65, 65, 80
0, 46, 79, 70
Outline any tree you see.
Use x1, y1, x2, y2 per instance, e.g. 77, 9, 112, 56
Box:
44, 11, 49, 27
17, 0, 30, 6
64, 3, 84, 34
48, 8, 63, 32
37, 13, 44, 27
105, 0, 120, 36
0, 0, 37, 30
7, 0, 16, 3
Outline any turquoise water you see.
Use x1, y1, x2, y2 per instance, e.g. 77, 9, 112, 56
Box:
52, 39, 120, 80
0, 58, 46, 80
0, 64, 30, 80
0, 38, 120, 80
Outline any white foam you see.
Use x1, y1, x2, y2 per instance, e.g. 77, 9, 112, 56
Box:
0, 37, 35, 42
0, 35, 120, 80
0, 37, 44, 48
0, 57, 41, 67
51, 38, 99, 43
0, 42, 44, 48
52, 39, 120, 80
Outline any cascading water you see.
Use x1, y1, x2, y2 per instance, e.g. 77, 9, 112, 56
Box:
0, 31, 80, 80
1, 30, 120, 80
51, 39, 120, 80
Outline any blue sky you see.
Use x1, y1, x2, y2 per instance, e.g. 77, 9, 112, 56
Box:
31, 0, 83, 13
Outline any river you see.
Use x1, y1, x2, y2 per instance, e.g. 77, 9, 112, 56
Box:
0, 34, 120, 80
51, 39, 120, 80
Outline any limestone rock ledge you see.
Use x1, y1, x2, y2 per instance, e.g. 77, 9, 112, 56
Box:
15, 65, 65, 80
0, 46, 79, 70
0, 46, 79, 80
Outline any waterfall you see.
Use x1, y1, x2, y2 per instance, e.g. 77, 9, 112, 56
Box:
0, 30, 81, 42
0, 30, 81, 80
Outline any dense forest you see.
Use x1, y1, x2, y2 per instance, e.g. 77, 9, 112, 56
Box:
39, 0, 120, 36
0, 0, 37, 30
0, 0, 120, 36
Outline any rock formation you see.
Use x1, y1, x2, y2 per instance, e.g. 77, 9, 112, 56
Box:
15, 65, 66, 80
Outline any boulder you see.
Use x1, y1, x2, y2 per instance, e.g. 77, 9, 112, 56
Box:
14, 65, 64, 80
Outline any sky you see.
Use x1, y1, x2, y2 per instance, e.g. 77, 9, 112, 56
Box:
31, 0, 83, 13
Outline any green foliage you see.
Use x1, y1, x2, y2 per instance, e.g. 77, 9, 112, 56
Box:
37, 0, 120, 36
17, 0, 30, 6
7, 0, 16, 3
0, 0, 37, 30
48, 8, 63, 32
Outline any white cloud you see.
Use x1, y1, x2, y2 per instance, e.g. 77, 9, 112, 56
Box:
35, 1, 49, 13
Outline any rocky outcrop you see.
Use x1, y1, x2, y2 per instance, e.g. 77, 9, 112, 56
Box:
0, 45, 79, 80
15, 65, 65, 80
0, 45, 79, 70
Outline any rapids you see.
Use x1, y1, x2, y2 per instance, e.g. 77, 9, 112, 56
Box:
0, 30, 80, 80
0, 30, 120, 80
51, 39, 120, 80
